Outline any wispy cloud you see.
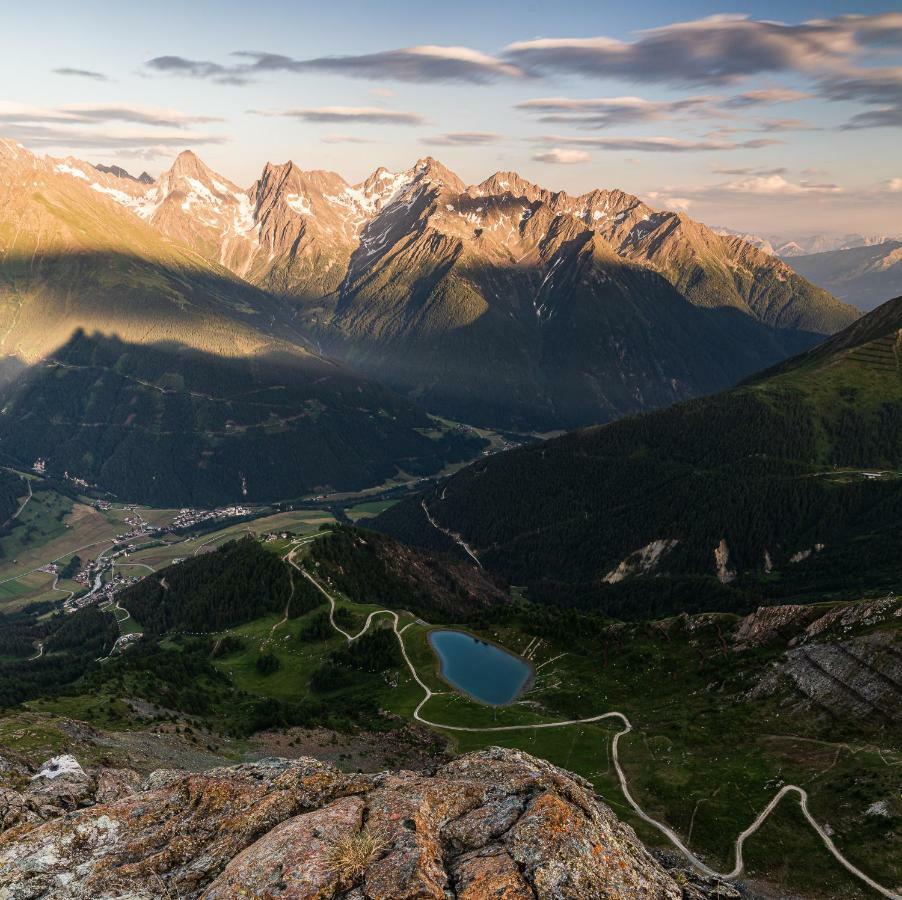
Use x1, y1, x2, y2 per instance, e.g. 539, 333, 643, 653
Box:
887, 177, 902, 192
504, 14, 902, 85
532, 148, 591, 164
516, 94, 716, 128
146, 46, 522, 85
710, 164, 787, 176
0, 122, 226, 151
645, 192, 694, 211
820, 67, 902, 129
0, 102, 221, 129
0, 102, 226, 155
144, 55, 252, 85
321, 133, 377, 144
249, 106, 423, 125
724, 88, 812, 107
53, 67, 108, 81
841, 107, 902, 129
505, 14, 902, 136
755, 117, 819, 132
422, 131, 502, 145
654, 174, 843, 203
533, 134, 781, 152
722, 174, 841, 195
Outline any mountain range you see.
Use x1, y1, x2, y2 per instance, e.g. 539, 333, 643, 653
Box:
37, 144, 857, 430
789, 240, 902, 312
713, 228, 897, 260
0, 137, 860, 500
776, 233, 896, 258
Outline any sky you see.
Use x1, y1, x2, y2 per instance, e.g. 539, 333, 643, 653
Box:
2, 0, 901, 238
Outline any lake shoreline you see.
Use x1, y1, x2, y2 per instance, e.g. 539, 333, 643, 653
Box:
427, 628, 535, 707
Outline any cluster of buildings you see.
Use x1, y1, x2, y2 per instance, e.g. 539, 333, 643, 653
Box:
67, 552, 139, 612
170, 506, 252, 530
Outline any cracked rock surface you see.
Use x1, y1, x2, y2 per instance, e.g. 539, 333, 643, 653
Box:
0, 747, 731, 899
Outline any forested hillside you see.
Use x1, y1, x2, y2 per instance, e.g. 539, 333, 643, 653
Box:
307, 526, 509, 621
376, 296, 902, 607
0, 470, 25, 529
0, 333, 484, 506
119, 538, 321, 634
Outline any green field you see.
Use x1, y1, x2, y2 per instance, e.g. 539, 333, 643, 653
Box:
344, 499, 400, 521
0, 486, 184, 611
0, 496, 337, 612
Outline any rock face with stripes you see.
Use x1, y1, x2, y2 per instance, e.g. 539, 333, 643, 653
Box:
0, 747, 737, 899
747, 596, 902, 722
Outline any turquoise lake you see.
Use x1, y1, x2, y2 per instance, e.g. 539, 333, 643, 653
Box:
428, 630, 532, 706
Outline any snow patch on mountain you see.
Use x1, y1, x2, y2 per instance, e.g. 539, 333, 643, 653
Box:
285, 193, 314, 217
54, 163, 89, 181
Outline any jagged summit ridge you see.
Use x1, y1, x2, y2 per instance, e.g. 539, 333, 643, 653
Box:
41, 141, 855, 330
16, 138, 861, 429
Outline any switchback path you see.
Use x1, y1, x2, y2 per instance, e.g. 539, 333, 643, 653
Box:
286, 547, 899, 899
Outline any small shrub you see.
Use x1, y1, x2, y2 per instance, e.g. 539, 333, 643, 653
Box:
325, 828, 386, 882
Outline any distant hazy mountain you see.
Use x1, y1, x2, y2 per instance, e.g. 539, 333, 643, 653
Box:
788, 241, 902, 311
711, 226, 775, 255
0, 139, 482, 505
93, 163, 153, 184
776, 234, 894, 258
712, 228, 896, 260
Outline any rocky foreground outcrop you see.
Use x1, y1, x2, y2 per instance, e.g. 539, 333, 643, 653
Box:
0, 747, 734, 899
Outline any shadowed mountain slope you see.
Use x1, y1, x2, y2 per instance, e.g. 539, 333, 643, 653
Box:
375, 295, 902, 607
0, 330, 482, 507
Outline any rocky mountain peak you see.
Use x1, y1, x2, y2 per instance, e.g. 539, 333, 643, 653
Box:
476, 170, 544, 201
161, 150, 234, 195
93, 163, 153, 184
0, 138, 35, 171
412, 156, 466, 193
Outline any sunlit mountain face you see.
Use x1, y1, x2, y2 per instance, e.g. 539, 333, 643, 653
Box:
6, 140, 854, 430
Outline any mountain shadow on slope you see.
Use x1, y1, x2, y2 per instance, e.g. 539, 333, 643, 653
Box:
0, 248, 314, 372
307, 209, 840, 431
0, 330, 485, 507
314, 251, 829, 431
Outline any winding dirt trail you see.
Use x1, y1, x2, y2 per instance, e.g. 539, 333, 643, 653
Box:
420, 500, 482, 567
2, 477, 32, 529
286, 547, 900, 899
